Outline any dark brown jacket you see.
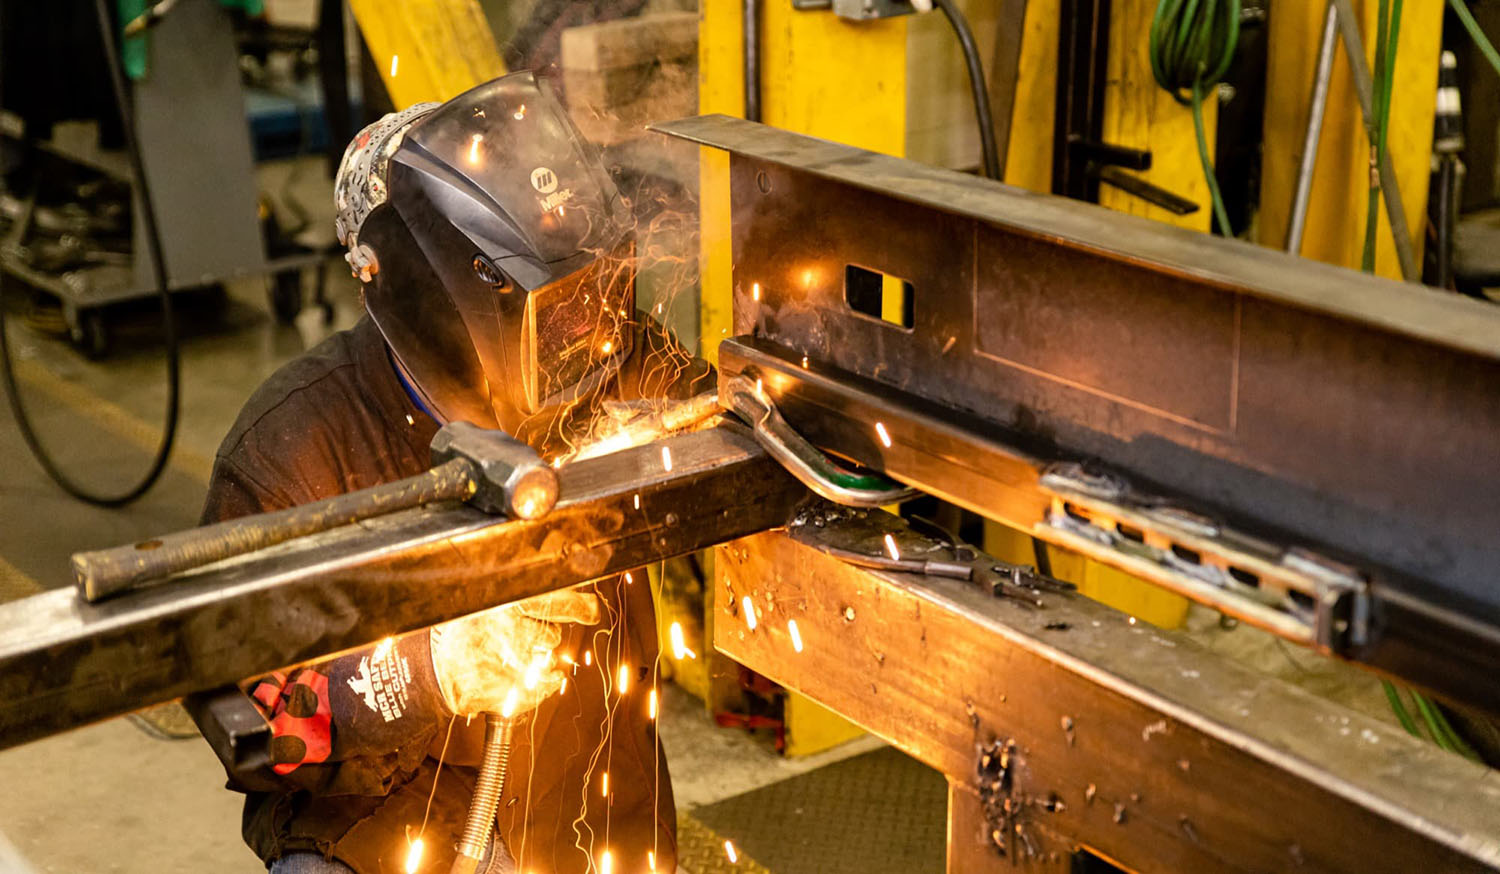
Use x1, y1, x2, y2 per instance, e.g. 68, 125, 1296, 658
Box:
201, 316, 706, 874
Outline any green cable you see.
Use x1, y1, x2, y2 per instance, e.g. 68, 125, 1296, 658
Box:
1149, 0, 1240, 236
1450, 0, 1500, 80
1362, 0, 1405, 272
1382, 680, 1423, 738
1416, 692, 1482, 762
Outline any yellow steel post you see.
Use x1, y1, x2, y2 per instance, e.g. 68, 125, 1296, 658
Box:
346, 0, 507, 110
1258, 0, 1443, 277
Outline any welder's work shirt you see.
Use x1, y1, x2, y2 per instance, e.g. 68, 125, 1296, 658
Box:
201, 316, 704, 874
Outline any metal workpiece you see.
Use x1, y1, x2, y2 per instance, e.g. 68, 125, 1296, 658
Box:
722, 374, 919, 507
713, 515, 1500, 873
0, 426, 805, 751
664, 116, 1500, 710
719, 336, 1500, 714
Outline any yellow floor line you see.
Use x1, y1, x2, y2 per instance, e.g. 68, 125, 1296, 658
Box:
12, 358, 214, 484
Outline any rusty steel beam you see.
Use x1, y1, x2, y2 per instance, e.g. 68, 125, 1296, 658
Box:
712, 511, 1500, 873
654, 115, 1500, 713
0, 425, 804, 750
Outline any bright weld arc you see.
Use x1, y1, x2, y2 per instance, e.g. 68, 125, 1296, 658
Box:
788, 619, 804, 652
403, 837, 422, 873
741, 595, 757, 630
884, 533, 900, 561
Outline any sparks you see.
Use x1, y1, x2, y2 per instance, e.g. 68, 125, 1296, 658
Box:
600, 339, 614, 354
648, 687, 658, 720
875, 421, 892, 448
405, 413, 414, 426
624, 571, 633, 584
669, 621, 696, 660
801, 355, 809, 368
633, 493, 641, 509
371, 637, 394, 663
513, 103, 526, 120
404, 837, 423, 873
617, 663, 630, 694
584, 650, 593, 667
648, 850, 657, 870
560, 677, 568, 695
754, 378, 764, 399
389, 55, 399, 77
724, 840, 739, 864
600, 850, 613, 874
661, 446, 673, 472
601, 772, 609, 797
741, 595, 757, 630
468, 134, 484, 165
788, 619, 804, 652
751, 282, 761, 301
884, 533, 900, 561
500, 688, 518, 719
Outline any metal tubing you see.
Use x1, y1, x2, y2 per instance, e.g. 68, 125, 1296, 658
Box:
1329, 0, 1420, 280
1286, 0, 1338, 254
934, 0, 1002, 180
743, 0, 761, 122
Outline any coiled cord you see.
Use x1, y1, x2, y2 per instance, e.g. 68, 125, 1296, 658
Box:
1148, 0, 1240, 235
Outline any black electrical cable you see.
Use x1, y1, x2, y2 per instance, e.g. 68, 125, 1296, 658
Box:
933, 0, 1002, 180
0, 0, 179, 506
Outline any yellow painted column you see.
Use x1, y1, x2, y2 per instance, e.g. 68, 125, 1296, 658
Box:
347, 0, 507, 110
698, 0, 907, 364
1258, 0, 1443, 277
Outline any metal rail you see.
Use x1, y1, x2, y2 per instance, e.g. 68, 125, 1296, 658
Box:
714, 514, 1500, 872
0, 426, 805, 750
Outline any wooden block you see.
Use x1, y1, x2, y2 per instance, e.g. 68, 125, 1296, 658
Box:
560, 11, 698, 72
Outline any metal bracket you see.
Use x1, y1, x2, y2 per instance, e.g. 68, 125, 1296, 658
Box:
1039, 462, 1371, 652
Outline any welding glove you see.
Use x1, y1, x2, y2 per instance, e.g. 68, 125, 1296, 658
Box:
429, 587, 602, 718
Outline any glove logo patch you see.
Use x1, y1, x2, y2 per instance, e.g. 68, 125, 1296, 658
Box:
348, 645, 416, 723
531, 167, 558, 194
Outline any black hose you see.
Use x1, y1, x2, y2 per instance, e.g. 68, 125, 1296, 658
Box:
933, 0, 1002, 180
0, 0, 179, 507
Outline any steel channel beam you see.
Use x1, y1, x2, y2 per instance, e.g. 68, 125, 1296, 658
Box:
713, 516, 1500, 873
0, 426, 804, 751
720, 336, 1500, 715
654, 115, 1500, 709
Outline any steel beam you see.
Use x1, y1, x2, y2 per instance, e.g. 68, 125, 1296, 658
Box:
0, 426, 804, 750
713, 514, 1500, 873
655, 115, 1500, 711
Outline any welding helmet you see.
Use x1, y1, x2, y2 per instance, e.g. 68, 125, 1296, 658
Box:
334, 72, 634, 432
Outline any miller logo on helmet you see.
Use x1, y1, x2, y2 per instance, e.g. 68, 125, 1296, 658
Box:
530, 167, 558, 194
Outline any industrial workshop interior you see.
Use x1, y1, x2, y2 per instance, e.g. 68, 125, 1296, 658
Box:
6, 0, 1500, 872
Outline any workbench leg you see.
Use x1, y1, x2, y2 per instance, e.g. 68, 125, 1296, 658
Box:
948, 781, 1073, 873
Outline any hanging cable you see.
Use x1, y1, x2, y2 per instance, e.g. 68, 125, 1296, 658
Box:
933, 0, 1002, 180
1148, 0, 1240, 235
1450, 0, 1500, 79
0, 0, 179, 506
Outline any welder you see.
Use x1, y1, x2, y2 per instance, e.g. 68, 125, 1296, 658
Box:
197, 71, 707, 874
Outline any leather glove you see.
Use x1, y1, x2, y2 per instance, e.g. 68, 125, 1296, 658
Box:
429, 587, 601, 717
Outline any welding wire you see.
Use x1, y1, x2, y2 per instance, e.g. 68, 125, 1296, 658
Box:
723, 377, 918, 508
72, 457, 478, 601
